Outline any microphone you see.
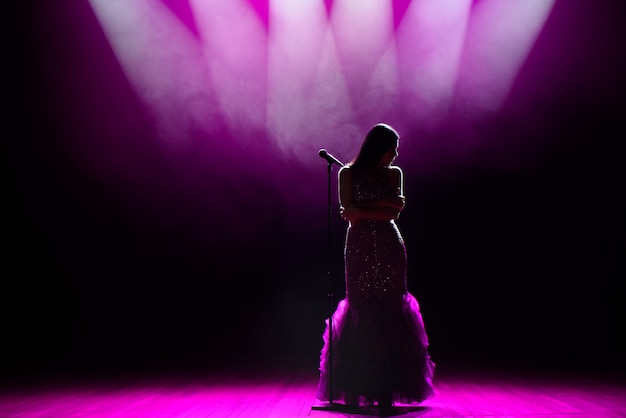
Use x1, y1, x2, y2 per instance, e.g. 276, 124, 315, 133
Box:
318, 149, 344, 166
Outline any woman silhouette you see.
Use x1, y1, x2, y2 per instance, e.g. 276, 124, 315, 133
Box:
316, 123, 435, 415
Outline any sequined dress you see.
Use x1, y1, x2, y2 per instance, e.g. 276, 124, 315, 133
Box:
316, 167, 435, 405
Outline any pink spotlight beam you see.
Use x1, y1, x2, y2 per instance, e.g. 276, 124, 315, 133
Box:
454, 0, 556, 115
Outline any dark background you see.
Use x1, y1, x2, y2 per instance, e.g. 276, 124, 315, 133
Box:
4, 0, 625, 380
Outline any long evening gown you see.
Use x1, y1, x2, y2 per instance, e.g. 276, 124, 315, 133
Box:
316, 166, 435, 406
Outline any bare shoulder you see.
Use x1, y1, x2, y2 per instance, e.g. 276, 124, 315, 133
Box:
388, 165, 403, 193
339, 165, 352, 179
388, 165, 403, 177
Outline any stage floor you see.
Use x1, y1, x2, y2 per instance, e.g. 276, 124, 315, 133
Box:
0, 365, 624, 417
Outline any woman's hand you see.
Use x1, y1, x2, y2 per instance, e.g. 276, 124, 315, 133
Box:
386, 195, 405, 211
340, 206, 359, 222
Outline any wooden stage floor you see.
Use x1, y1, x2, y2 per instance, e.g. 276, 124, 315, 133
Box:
0, 365, 624, 417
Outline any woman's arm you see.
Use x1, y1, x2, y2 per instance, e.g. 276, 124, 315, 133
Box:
353, 166, 405, 211
390, 165, 404, 196
339, 166, 405, 222
338, 166, 365, 223
387, 165, 405, 211
345, 206, 401, 221
338, 166, 356, 210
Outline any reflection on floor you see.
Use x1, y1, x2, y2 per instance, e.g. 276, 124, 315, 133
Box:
0, 365, 624, 417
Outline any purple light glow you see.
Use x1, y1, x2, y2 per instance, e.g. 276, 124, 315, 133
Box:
162, 0, 200, 38
1, 370, 624, 417
267, 0, 345, 163
392, 0, 412, 30
328, 0, 396, 113
395, 0, 471, 129
7, 0, 626, 386
87, 0, 556, 173
88, 0, 212, 148
192, 0, 269, 138
454, 0, 556, 114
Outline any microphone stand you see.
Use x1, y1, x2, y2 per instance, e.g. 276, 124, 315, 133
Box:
325, 158, 335, 404
313, 150, 344, 412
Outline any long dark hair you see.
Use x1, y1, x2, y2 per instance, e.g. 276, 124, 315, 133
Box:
350, 123, 399, 170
